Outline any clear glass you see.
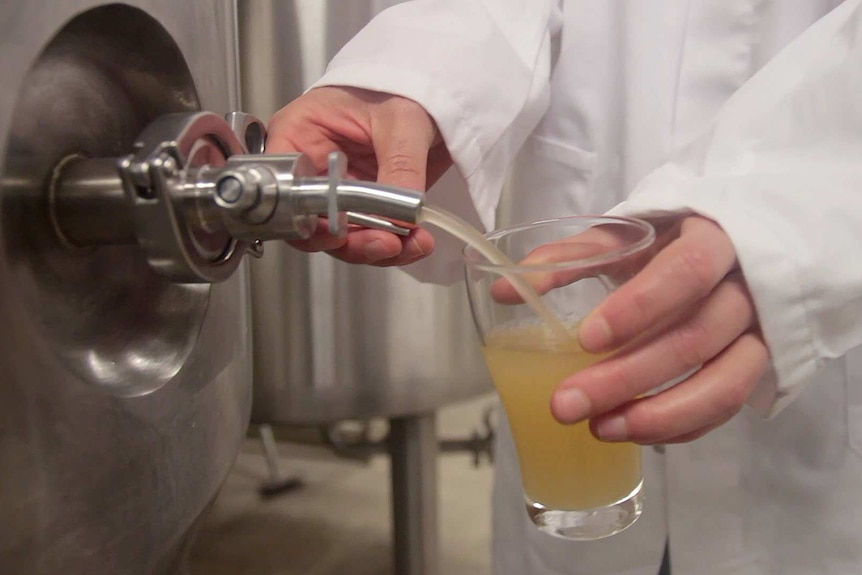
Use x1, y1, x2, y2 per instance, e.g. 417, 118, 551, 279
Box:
463, 215, 656, 540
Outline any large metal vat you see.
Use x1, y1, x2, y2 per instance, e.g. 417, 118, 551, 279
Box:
244, 0, 493, 427
0, 2, 252, 574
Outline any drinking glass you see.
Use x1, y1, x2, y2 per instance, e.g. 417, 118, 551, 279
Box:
463, 215, 655, 540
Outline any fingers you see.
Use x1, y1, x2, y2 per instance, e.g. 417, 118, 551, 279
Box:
552, 271, 755, 421
269, 87, 447, 190
266, 88, 352, 159
489, 224, 651, 304
588, 331, 769, 445
286, 223, 348, 254
489, 238, 619, 304
287, 225, 435, 266
327, 227, 434, 266
579, 216, 738, 353
267, 87, 441, 265
545, 216, 766, 444
370, 96, 438, 191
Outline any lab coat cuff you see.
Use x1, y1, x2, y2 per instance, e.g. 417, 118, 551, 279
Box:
311, 64, 498, 230
609, 182, 817, 419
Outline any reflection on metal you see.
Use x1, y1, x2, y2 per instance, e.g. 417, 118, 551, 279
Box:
0, 2, 251, 574
3, 4, 211, 397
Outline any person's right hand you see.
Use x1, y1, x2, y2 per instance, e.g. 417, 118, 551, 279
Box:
266, 86, 452, 266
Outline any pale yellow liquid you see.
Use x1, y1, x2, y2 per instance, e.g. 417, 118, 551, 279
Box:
418, 206, 639, 509
483, 324, 641, 511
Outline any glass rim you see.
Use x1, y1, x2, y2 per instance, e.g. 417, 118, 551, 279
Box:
462, 215, 655, 274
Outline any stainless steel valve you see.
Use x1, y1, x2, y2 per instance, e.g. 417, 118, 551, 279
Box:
50, 111, 425, 283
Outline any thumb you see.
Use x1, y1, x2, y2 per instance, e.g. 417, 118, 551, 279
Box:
371, 97, 437, 191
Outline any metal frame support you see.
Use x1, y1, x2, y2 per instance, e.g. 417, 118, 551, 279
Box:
257, 423, 304, 498
389, 413, 440, 575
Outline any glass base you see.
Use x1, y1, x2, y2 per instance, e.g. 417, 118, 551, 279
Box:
526, 480, 644, 540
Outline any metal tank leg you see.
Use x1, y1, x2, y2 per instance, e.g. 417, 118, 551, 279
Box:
257, 423, 304, 498
388, 413, 440, 575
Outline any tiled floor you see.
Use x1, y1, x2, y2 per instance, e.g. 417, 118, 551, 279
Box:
188, 395, 499, 575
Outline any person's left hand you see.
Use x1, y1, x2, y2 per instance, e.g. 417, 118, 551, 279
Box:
549, 215, 770, 445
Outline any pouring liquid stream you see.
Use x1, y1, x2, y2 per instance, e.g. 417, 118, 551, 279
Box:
418, 206, 570, 341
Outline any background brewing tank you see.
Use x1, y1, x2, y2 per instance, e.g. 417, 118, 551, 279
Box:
241, 0, 494, 425
0, 2, 252, 573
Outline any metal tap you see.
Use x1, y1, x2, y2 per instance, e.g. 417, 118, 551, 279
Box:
49, 111, 425, 283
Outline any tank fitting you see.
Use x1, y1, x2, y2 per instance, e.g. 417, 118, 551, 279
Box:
49, 111, 425, 283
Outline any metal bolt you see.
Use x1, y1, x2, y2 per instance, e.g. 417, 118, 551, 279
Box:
128, 160, 153, 198
161, 156, 179, 177
216, 176, 245, 204
246, 239, 265, 258
129, 161, 150, 186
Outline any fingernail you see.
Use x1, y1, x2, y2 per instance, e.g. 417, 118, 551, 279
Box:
363, 239, 395, 263
408, 236, 428, 258
552, 388, 591, 423
594, 415, 628, 441
579, 314, 613, 351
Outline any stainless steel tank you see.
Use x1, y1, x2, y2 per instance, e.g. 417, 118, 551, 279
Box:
239, 5, 493, 573
242, 0, 493, 426
0, 2, 252, 573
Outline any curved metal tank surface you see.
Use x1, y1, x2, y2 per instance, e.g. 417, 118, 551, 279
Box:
0, 2, 252, 574
242, 0, 493, 425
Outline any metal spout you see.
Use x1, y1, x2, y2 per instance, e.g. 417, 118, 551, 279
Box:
291, 179, 424, 233
208, 151, 425, 238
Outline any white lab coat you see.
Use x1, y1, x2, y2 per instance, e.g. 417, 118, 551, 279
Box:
313, 1, 862, 573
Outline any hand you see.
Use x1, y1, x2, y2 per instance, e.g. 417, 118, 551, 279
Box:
267, 86, 452, 266
549, 216, 770, 444
489, 222, 652, 304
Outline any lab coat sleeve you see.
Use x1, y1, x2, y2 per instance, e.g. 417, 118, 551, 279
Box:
610, 0, 862, 417
310, 0, 563, 231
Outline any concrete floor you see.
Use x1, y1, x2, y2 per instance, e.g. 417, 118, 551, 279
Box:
188, 395, 498, 575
